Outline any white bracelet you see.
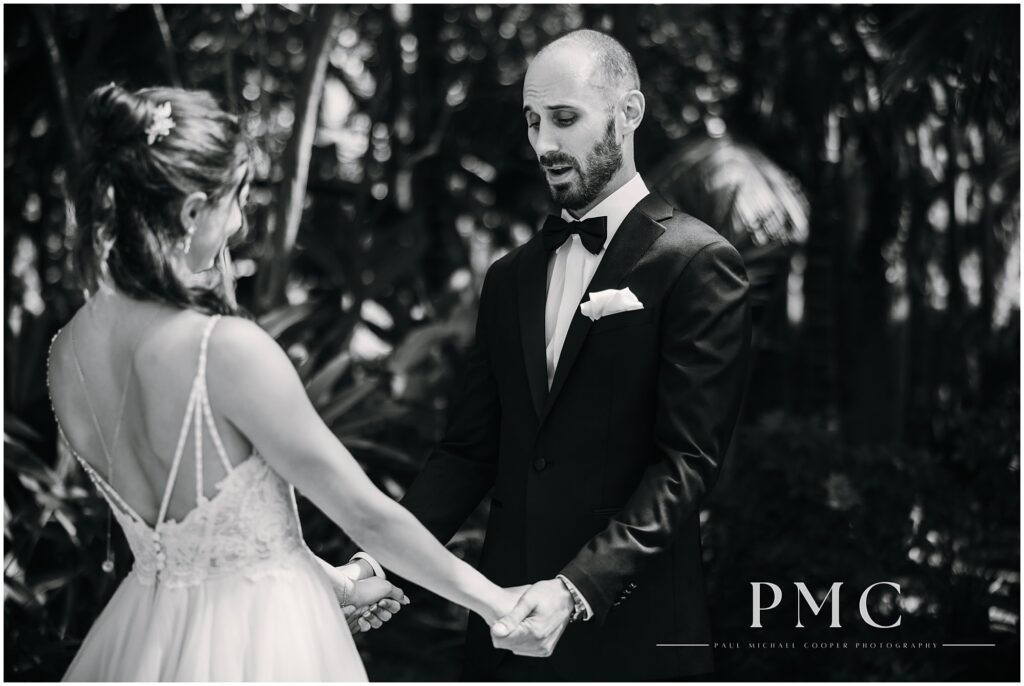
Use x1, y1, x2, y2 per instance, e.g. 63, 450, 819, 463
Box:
350, 552, 386, 580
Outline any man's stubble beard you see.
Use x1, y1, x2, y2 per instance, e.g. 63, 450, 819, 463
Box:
547, 118, 623, 211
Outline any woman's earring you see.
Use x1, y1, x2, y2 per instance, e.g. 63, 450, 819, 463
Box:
182, 224, 196, 254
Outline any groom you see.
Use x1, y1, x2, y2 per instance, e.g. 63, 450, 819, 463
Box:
354, 29, 750, 680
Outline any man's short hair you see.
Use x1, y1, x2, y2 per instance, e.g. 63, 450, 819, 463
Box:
537, 29, 641, 94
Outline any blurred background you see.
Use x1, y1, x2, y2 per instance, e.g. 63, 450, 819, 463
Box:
4, 3, 1019, 681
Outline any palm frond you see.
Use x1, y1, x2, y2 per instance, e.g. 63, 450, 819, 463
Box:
650, 134, 810, 247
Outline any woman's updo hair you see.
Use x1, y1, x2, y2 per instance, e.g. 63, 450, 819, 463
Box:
73, 84, 253, 314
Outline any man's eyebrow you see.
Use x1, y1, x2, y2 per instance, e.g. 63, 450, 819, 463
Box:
522, 104, 578, 113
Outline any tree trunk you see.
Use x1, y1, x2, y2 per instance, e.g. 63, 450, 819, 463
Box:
941, 120, 966, 412
978, 127, 999, 402
902, 177, 933, 446
797, 106, 844, 425
33, 6, 80, 170
256, 5, 341, 311
152, 5, 183, 88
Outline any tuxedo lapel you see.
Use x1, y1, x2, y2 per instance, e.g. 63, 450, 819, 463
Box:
540, 193, 671, 424
517, 235, 549, 419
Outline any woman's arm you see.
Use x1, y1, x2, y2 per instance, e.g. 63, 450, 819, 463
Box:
207, 317, 517, 626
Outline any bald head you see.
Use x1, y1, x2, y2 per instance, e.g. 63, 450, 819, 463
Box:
534, 29, 641, 96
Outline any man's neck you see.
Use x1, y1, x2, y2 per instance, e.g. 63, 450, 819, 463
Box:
566, 163, 639, 219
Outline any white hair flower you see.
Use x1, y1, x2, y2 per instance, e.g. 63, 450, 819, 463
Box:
145, 101, 175, 145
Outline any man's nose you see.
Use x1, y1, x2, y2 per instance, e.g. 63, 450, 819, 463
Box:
533, 121, 559, 158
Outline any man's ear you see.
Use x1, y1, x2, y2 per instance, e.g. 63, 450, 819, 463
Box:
619, 90, 645, 139
179, 191, 208, 231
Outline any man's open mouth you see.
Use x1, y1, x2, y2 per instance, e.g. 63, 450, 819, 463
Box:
544, 165, 574, 181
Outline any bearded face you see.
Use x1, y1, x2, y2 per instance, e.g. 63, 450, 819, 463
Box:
537, 117, 623, 211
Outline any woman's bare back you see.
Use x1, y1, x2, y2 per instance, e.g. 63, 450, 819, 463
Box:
49, 292, 252, 525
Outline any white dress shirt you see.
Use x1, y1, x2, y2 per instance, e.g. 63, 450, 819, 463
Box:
545, 173, 649, 621
544, 173, 650, 387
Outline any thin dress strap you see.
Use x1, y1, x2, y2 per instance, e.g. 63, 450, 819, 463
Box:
155, 315, 233, 526
59, 425, 145, 525
65, 324, 139, 522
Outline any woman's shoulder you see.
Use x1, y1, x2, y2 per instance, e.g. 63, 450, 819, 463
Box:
208, 314, 279, 353
205, 315, 292, 377
204, 315, 304, 416
127, 310, 271, 383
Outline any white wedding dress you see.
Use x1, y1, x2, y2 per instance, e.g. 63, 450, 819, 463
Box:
55, 315, 367, 681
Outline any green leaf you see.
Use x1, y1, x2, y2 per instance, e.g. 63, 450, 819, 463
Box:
4, 444, 59, 488
258, 302, 316, 339
4, 577, 42, 609
4, 412, 44, 444
320, 379, 381, 426
305, 350, 352, 404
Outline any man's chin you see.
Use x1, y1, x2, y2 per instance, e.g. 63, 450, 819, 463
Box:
549, 183, 582, 208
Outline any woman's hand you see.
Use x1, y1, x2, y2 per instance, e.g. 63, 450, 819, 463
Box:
482, 584, 530, 627
325, 563, 410, 633
345, 578, 410, 633
321, 561, 410, 633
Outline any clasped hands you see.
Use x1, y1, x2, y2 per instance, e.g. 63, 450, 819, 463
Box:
322, 561, 410, 634
489, 578, 575, 658
323, 561, 576, 657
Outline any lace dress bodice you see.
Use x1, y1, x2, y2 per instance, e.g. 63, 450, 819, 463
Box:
53, 314, 309, 588
72, 450, 306, 588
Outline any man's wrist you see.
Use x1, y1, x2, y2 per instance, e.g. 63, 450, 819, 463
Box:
556, 574, 591, 623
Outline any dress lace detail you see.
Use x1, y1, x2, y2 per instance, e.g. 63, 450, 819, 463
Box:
71, 448, 308, 588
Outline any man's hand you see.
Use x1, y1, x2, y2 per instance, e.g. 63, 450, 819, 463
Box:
489, 578, 574, 657
325, 562, 410, 633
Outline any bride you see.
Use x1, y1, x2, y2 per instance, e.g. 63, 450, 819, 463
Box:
47, 84, 521, 681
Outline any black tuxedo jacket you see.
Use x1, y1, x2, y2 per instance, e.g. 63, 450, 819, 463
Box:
401, 192, 751, 680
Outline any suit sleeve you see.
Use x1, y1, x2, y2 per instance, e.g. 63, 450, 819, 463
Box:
398, 266, 501, 545
560, 238, 752, 623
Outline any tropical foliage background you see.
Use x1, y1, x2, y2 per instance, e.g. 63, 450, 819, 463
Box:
4, 4, 1019, 681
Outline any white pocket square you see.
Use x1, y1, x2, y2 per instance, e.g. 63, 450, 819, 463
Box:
580, 287, 644, 322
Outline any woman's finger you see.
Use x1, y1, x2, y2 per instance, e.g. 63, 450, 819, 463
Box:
377, 599, 401, 613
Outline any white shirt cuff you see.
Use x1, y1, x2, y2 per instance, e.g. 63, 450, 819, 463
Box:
349, 552, 386, 580
556, 574, 594, 621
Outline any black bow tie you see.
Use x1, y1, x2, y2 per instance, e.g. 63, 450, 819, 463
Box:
541, 215, 608, 255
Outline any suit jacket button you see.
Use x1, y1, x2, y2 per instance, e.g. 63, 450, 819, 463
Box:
533, 458, 547, 472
